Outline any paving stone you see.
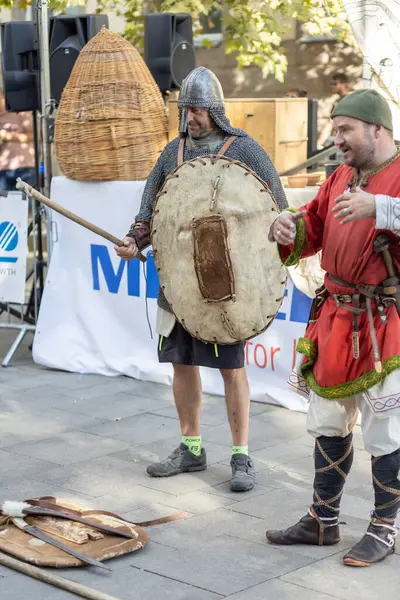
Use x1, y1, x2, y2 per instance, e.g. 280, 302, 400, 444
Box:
254, 465, 314, 490
42, 373, 116, 391
65, 378, 156, 400
0, 383, 23, 395
151, 402, 230, 427
108, 458, 234, 497
1, 370, 106, 391
282, 551, 400, 599
0, 389, 77, 414
108, 379, 175, 402
137, 461, 236, 496
4, 431, 131, 465
82, 412, 181, 445
206, 479, 272, 501
88, 486, 181, 514
146, 489, 238, 515
230, 510, 371, 561
229, 484, 311, 520
255, 406, 307, 429
146, 506, 267, 550
30, 455, 175, 501
250, 439, 313, 470
269, 454, 315, 477
34, 452, 234, 498
0, 350, 396, 600
0, 477, 96, 506
0, 405, 105, 449
225, 579, 341, 599
202, 417, 306, 451
110, 436, 231, 468
123, 502, 196, 523
130, 533, 313, 596
0, 574, 72, 599
59, 565, 223, 600
53, 391, 174, 421
0, 449, 59, 484
150, 399, 269, 428
338, 492, 374, 522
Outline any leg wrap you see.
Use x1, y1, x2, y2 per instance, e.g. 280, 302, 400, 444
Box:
372, 447, 400, 523
312, 433, 354, 519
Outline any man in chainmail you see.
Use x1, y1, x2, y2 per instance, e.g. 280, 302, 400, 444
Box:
116, 67, 287, 493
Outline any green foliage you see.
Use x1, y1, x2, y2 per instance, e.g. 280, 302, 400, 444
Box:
3, 0, 355, 81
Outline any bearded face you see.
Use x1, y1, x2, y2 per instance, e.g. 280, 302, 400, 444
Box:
333, 116, 376, 170
187, 107, 216, 139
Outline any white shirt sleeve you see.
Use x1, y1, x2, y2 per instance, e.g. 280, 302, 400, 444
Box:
375, 194, 400, 234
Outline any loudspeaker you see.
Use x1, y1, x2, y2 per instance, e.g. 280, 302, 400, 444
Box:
144, 13, 196, 93
1, 21, 40, 112
307, 98, 318, 158
49, 15, 108, 103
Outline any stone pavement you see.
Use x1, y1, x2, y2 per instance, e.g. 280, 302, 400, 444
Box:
0, 329, 398, 599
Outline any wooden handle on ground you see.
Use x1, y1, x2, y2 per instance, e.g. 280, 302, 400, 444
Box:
16, 179, 146, 263
0, 552, 119, 600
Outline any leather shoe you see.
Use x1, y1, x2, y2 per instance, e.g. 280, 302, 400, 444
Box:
266, 512, 340, 546
343, 520, 396, 567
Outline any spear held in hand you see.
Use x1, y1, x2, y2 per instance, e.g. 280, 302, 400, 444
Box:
15, 178, 146, 263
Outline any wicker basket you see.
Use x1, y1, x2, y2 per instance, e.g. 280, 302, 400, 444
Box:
54, 27, 168, 181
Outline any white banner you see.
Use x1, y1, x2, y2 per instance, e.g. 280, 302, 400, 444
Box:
343, 0, 400, 138
33, 177, 312, 412
0, 191, 28, 304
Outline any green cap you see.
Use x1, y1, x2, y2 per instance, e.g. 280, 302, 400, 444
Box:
331, 89, 393, 132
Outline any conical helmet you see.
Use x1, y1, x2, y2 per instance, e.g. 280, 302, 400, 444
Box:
177, 67, 246, 137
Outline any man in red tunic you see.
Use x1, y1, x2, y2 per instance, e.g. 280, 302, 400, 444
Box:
266, 89, 400, 566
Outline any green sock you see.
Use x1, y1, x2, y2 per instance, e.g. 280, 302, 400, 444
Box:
232, 445, 249, 456
182, 436, 202, 456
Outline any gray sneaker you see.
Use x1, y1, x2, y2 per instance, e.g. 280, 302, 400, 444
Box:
146, 443, 207, 477
230, 453, 256, 492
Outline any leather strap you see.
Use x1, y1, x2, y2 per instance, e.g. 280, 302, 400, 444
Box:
177, 135, 237, 167
217, 135, 237, 156
26, 497, 187, 529
328, 273, 399, 297
81, 509, 187, 528
177, 137, 185, 166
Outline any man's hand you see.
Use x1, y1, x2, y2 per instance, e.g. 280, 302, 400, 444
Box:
270, 210, 306, 246
114, 236, 138, 260
332, 187, 376, 224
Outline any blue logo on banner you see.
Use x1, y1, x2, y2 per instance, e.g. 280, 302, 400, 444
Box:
90, 244, 312, 323
91, 244, 158, 298
0, 221, 18, 263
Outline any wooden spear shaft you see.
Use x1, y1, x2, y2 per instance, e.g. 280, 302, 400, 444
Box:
16, 179, 146, 263
0, 552, 120, 600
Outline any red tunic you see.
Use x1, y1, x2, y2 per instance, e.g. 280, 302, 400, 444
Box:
282, 158, 400, 398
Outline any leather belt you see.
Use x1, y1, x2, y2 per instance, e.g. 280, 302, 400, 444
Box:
326, 274, 399, 373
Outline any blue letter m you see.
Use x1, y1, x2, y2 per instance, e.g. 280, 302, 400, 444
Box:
91, 244, 139, 296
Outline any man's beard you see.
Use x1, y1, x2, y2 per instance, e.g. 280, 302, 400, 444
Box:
188, 124, 214, 140
345, 146, 375, 170
340, 131, 375, 171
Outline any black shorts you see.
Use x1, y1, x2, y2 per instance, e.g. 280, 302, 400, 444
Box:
158, 322, 245, 369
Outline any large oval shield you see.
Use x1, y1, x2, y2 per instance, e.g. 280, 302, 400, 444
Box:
151, 155, 287, 344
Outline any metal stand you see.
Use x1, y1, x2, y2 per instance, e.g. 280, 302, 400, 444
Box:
1, 2, 54, 366
1, 324, 36, 367
36, 0, 55, 262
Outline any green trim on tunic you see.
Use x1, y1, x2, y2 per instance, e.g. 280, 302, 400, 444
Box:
278, 208, 307, 267
296, 337, 400, 399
